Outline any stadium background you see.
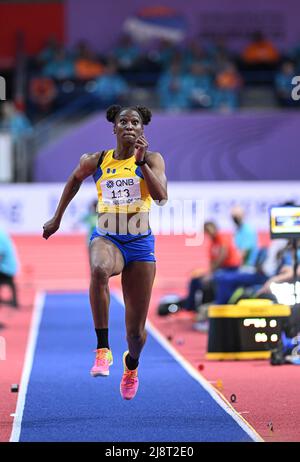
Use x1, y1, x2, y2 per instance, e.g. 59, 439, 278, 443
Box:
0, 0, 300, 443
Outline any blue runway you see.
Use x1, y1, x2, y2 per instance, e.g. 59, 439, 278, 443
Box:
17, 292, 256, 442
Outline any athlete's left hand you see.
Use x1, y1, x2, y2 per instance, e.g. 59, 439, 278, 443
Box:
134, 135, 148, 162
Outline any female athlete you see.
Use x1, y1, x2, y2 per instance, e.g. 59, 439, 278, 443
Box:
42, 105, 168, 400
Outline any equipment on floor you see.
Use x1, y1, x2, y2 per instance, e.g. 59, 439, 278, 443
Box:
270, 330, 300, 365
157, 294, 181, 316
206, 299, 291, 360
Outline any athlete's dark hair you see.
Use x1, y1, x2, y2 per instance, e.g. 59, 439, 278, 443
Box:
106, 105, 152, 125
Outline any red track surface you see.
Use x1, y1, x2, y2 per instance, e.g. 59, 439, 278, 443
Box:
1, 234, 299, 442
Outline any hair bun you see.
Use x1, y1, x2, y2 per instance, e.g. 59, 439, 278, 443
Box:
106, 105, 122, 123
135, 106, 152, 125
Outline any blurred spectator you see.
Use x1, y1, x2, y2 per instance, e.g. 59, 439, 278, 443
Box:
214, 62, 243, 111
274, 61, 297, 107
183, 39, 211, 72
80, 199, 98, 246
257, 242, 300, 296
230, 205, 258, 267
186, 62, 213, 109
89, 60, 129, 107
0, 102, 32, 142
43, 49, 75, 81
180, 221, 242, 313
74, 49, 105, 82
180, 221, 243, 331
289, 40, 300, 73
239, 31, 280, 85
214, 239, 295, 304
0, 227, 19, 308
149, 38, 177, 70
157, 59, 190, 111
112, 34, 140, 71
241, 31, 280, 66
261, 239, 288, 280
28, 76, 58, 119
37, 36, 61, 66
207, 37, 232, 63
202, 221, 242, 272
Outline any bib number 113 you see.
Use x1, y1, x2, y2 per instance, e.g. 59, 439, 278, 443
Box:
111, 189, 130, 199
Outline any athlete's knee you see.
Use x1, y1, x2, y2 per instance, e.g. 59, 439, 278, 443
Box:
90, 263, 110, 285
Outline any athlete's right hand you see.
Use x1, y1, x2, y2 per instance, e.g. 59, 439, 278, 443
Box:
42, 218, 60, 240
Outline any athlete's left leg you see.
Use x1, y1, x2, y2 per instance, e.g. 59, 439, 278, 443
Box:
120, 261, 156, 399
122, 261, 156, 360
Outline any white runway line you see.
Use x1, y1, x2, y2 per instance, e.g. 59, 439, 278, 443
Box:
145, 318, 264, 443
10, 291, 46, 442
106, 291, 264, 442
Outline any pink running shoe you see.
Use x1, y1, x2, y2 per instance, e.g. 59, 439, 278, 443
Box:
120, 351, 139, 400
90, 348, 113, 377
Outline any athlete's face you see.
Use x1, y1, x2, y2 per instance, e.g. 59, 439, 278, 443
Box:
114, 110, 143, 144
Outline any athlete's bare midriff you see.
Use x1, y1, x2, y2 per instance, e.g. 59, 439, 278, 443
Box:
97, 212, 150, 235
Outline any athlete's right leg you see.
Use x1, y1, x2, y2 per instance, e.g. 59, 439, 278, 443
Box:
89, 237, 124, 328
89, 237, 124, 376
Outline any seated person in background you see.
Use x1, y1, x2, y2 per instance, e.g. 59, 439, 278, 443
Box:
0, 102, 32, 144
183, 39, 212, 72
80, 199, 98, 247
289, 41, 300, 73
207, 36, 233, 63
230, 205, 258, 267
112, 34, 141, 71
91, 60, 129, 108
257, 240, 300, 296
241, 31, 280, 67
0, 227, 19, 308
43, 49, 75, 82
150, 38, 177, 70
37, 36, 61, 66
274, 61, 298, 107
214, 62, 243, 111
28, 75, 57, 119
186, 62, 213, 109
213, 238, 292, 304
74, 49, 105, 82
157, 58, 190, 111
181, 221, 242, 313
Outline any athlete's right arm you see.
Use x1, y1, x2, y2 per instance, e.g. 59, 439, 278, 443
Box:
42, 153, 99, 240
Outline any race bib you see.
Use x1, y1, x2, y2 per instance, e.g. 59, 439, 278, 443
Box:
101, 177, 142, 206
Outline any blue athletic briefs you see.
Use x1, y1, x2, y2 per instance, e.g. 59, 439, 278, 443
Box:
89, 228, 156, 265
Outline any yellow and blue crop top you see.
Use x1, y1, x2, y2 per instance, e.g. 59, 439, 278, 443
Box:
93, 149, 152, 213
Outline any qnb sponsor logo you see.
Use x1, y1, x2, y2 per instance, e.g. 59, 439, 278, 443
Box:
291, 76, 300, 101
106, 180, 114, 188
0, 336, 6, 360
115, 178, 135, 187
0, 76, 6, 100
